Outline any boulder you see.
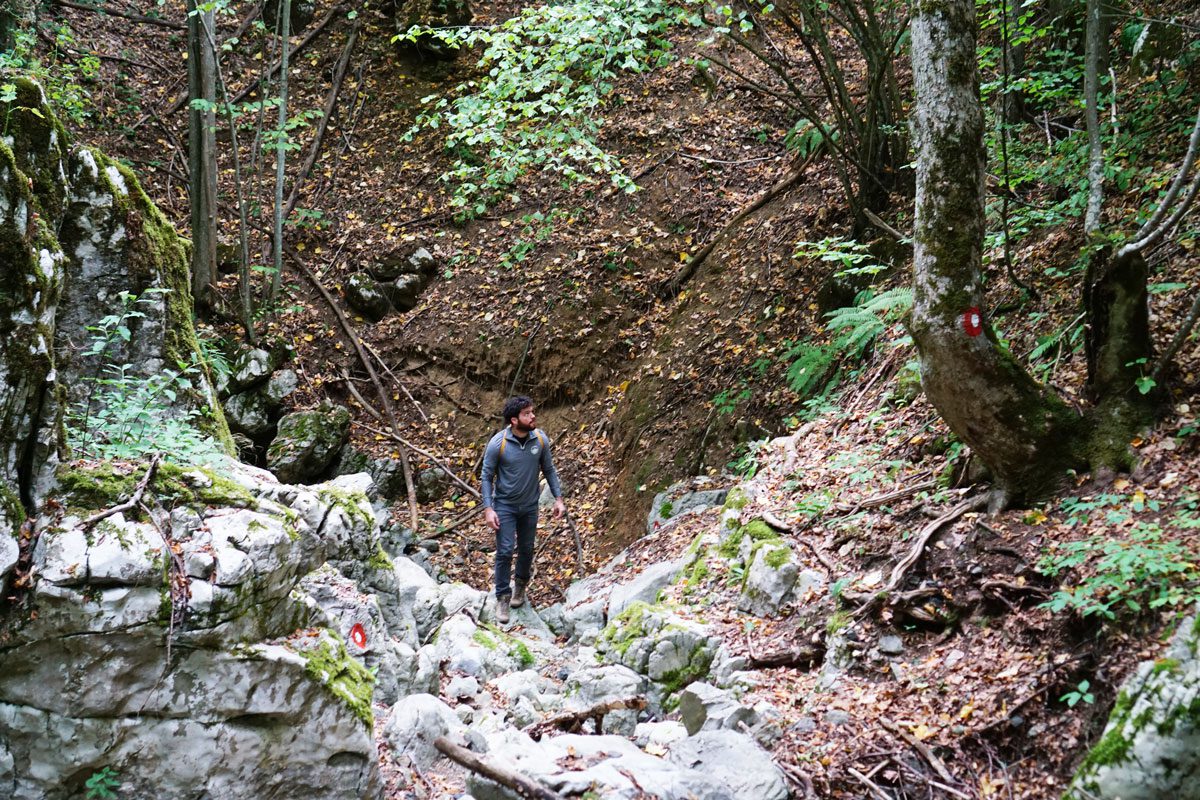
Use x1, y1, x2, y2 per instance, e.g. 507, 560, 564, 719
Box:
0, 459, 382, 799
667, 730, 789, 800
678, 682, 760, 736
224, 390, 274, 439
470, 732, 735, 800
562, 665, 647, 736
344, 272, 392, 322
647, 485, 728, 535
1066, 608, 1200, 800
597, 603, 718, 699
392, 0, 473, 58
373, 245, 438, 281
608, 555, 688, 618
383, 274, 424, 313
737, 540, 798, 617
228, 347, 275, 393
268, 405, 352, 483
383, 694, 466, 769
264, 368, 300, 408
416, 466, 451, 503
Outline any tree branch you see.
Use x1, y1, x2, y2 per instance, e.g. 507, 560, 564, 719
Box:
52, 0, 185, 29
433, 736, 565, 800
82, 454, 162, 529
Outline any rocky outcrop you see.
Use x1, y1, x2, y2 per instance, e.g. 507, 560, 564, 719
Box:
1066, 608, 1200, 800
0, 459, 386, 799
267, 404, 352, 483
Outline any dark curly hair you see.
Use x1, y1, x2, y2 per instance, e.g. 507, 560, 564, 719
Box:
502, 395, 533, 426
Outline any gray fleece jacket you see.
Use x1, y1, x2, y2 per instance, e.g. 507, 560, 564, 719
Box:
480, 426, 562, 511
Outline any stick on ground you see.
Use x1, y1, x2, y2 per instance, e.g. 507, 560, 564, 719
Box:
433, 736, 565, 800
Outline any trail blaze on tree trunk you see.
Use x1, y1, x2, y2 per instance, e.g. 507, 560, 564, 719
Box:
909, 0, 1084, 506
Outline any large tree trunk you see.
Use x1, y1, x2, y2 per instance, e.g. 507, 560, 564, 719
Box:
909, 0, 1084, 506
187, 0, 219, 311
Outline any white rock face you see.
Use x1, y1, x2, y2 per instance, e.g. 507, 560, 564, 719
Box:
0, 459, 385, 800
1067, 607, 1200, 800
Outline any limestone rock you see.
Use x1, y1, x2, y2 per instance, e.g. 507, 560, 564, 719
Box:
225, 390, 274, 439
416, 466, 451, 503
268, 405, 352, 483
344, 272, 392, 322
383, 274, 424, 313
383, 694, 467, 769
667, 730, 789, 800
737, 541, 798, 617
678, 682, 760, 736
597, 603, 718, 700
1067, 608, 1200, 800
647, 484, 728, 535
229, 347, 275, 393
392, 0, 473, 58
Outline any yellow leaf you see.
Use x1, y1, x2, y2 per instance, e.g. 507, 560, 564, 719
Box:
910, 723, 934, 741
443, 500, 456, 510
296, 242, 306, 251
1113, 478, 1130, 491
958, 703, 974, 720
303, 334, 314, 342
466, 500, 477, 508
679, 252, 689, 262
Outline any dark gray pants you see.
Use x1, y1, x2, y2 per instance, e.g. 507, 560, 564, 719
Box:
493, 504, 537, 598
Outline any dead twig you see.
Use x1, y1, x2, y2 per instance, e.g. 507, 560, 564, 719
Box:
433, 736, 565, 800
282, 14, 364, 224
524, 697, 647, 740
848, 766, 894, 800
879, 717, 957, 787
82, 454, 162, 529
141, 502, 188, 663
289, 248, 419, 529
351, 420, 480, 501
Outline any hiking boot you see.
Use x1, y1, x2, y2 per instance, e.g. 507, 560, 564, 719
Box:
496, 594, 511, 624
511, 582, 528, 609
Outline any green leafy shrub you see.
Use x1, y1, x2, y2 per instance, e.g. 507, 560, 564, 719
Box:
67, 291, 223, 466
397, 0, 684, 217
0, 24, 98, 126
1038, 523, 1199, 620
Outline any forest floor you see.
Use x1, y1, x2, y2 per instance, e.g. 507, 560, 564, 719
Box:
24, 0, 1200, 796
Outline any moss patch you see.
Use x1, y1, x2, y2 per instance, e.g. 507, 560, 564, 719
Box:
55, 461, 256, 514
296, 634, 375, 729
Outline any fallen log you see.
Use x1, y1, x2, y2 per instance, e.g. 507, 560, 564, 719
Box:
433, 736, 565, 800
523, 697, 647, 740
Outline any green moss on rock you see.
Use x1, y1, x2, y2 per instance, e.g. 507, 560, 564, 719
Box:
296, 634, 375, 729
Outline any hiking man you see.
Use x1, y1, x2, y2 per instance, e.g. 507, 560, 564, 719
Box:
481, 396, 566, 623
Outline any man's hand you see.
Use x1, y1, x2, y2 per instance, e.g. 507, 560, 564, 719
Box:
484, 507, 500, 531
553, 497, 566, 519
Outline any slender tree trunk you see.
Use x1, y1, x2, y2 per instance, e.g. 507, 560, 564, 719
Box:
909, 0, 1084, 507
186, 0, 218, 311
271, 0, 292, 303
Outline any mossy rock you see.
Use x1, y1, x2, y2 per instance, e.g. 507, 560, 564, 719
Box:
267, 405, 352, 484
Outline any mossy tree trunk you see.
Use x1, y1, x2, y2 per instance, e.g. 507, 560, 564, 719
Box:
910, 0, 1086, 506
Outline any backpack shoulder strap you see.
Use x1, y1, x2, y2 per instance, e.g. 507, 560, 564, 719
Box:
498, 426, 509, 457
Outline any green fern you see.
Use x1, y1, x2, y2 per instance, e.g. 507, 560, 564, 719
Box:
784, 287, 912, 398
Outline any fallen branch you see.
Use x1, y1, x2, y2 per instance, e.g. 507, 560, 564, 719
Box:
141, 502, 188, 663
848, 766, 894, 800
429, 504, 485, 538
659, 154, 814, 299
879, 717, 956, 787
282, 13, 363, 223
563, 509, 584, 571
746, 641, 825, 670
52, 0, 185, 29
352, 420, 480, 500
524, 697, 647, 740
433, 736, 565, 800
289, 248, 419, 529
82, 454, 162, 529
364, 342, 429, 423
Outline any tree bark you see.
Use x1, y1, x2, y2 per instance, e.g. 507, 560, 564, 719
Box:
270, 0, 292, 303
186, 0, 218, 312
909, 0, 1083, 505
